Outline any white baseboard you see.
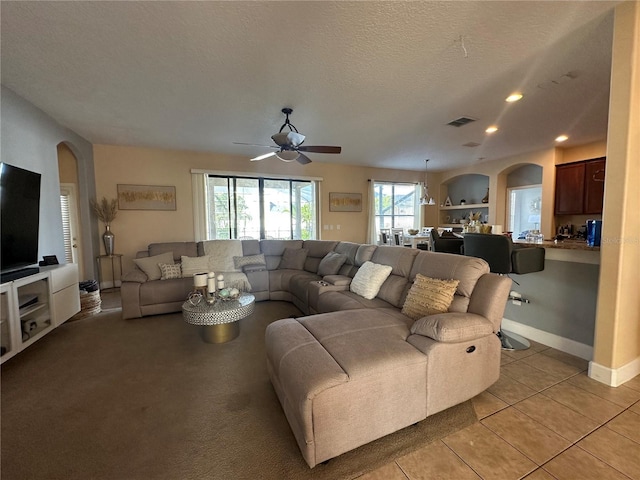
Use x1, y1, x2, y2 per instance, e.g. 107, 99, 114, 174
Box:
501, 318, 593, 360
589, 356, 640, 387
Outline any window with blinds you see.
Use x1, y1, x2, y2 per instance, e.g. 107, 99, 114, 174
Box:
60, 193, 74, 263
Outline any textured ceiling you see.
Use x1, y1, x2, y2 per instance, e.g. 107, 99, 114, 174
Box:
1, 1, 617, 171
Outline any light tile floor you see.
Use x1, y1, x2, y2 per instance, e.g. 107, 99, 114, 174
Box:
358, 341, 640, 480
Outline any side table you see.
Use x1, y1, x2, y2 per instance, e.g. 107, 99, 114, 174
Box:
96, 254, 123, 291
182, 293, 255, 343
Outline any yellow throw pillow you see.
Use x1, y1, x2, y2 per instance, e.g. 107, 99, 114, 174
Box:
401, 274, 459, 320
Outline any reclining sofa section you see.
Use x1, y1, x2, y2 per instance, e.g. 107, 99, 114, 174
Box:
120, 239, 511, 468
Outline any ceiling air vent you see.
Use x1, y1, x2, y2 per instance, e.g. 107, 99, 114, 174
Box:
447, 116, 477, 127
463, 142, 481, 147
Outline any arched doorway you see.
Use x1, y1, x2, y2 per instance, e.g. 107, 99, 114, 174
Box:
57, 142, 85, 278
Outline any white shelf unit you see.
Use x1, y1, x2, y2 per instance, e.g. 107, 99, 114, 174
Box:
1, 264, 80, 364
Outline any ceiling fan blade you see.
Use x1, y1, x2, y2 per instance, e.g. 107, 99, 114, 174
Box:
250, 152, 277, 162
296, 153, 312, 165
234, 142, 278, 149
297, 145, 342, 154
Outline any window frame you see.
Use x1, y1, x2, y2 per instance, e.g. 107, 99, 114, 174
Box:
372, 181, 420, 234
202, 172, 320, 241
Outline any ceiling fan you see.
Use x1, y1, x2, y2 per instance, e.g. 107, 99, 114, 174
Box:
234, 108, 342, 165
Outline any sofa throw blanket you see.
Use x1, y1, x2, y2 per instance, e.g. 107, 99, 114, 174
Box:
201, 240, 250, 291
202, 240, 242, 272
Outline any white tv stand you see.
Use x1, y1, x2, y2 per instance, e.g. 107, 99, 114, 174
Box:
1, 264, 80, 364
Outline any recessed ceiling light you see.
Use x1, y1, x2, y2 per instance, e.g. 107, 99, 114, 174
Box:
555, 135, 569, 142
485, 126, 498, 134
506, 93, 523, 103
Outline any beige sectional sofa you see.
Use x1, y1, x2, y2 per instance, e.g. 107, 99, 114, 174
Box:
120, 238, 511, 468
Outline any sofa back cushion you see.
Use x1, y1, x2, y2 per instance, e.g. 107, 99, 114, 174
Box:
149, 242, 197, 262
278, 248, 308, 270
334, 242, 377, 277
409, 251, 489, 312
302, 240, 339, 273
370, 246, 420, 308
241, 239, 261, 256
259, 240, 304, 270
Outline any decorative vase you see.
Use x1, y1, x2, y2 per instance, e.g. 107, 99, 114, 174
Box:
482, 188, 489, 204
103, 225, 115, 256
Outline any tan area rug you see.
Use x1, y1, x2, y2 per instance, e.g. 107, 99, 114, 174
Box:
1, 301, 477, 480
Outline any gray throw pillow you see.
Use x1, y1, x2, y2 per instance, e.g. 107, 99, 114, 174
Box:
317, 251, 348, 276
132, 251, 175, 281
278, 248, 308, 270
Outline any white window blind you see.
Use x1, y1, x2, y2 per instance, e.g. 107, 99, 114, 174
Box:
60, 193, 73, 263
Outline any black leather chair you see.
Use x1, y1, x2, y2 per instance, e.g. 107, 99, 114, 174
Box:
463, 233, 545, 350
431, 229, 464, 254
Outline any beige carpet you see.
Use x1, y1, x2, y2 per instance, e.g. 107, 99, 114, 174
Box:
1, 301, 477, 480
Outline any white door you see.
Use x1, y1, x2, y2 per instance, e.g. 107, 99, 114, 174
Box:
60, 184, 84, 276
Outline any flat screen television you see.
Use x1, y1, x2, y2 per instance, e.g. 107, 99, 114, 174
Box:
1, 162, 42, 281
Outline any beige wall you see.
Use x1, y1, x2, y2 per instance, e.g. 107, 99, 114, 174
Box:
93, 144, 423, 271
592, 0, 640, 377
57, 142, 79, 184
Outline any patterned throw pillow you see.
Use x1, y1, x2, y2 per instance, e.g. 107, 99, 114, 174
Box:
181, 255, 212, 278
401, 274, 459, 320
159, 263, 182, 280
132, 252, 175, 281
349, 261, 393, 300
233, 254, 266, 269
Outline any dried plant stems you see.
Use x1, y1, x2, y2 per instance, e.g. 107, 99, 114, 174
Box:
91, 197, 118, 224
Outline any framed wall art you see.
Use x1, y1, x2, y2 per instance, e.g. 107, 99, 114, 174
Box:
117, 184, 176, 211
329, 192, 362, 212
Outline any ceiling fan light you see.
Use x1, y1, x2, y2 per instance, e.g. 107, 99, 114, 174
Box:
275, 150, 299, 162
420, 159, 436, 206
272, 131, 305, 147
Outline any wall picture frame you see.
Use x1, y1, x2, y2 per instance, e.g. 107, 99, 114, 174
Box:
329, 192, 362, 212
117, 184, 176, 211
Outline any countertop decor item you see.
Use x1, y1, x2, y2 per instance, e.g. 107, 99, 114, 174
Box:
482, 188, 489, 203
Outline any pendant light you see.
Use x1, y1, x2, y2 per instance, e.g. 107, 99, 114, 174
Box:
420, 159, 436, 206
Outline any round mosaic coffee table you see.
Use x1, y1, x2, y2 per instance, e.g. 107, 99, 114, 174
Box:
182, 293, 255, 343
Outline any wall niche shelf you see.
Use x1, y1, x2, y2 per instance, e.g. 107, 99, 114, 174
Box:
438, 174, 490, 227
440, 203, 487, 210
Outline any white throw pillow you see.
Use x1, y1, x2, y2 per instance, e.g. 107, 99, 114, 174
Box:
181, 255, 212, 278
350, 261, 393, 300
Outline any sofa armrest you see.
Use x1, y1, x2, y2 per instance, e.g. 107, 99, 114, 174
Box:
410, 312, 494, 343
121, 269, 148, 283
322, 274, 352, 286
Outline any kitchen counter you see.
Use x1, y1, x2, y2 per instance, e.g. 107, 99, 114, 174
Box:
514, 239, 600, 251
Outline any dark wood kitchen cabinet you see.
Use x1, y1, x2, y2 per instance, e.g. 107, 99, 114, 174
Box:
584, 158, 606, 214
554, 158, 605, 215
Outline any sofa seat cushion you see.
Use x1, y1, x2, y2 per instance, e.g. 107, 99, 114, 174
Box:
288, 271, 322, 303
297, 309, 424, 377
269, 269, 318, 294
139, 277, 193, 306
317, 290, 396, 313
